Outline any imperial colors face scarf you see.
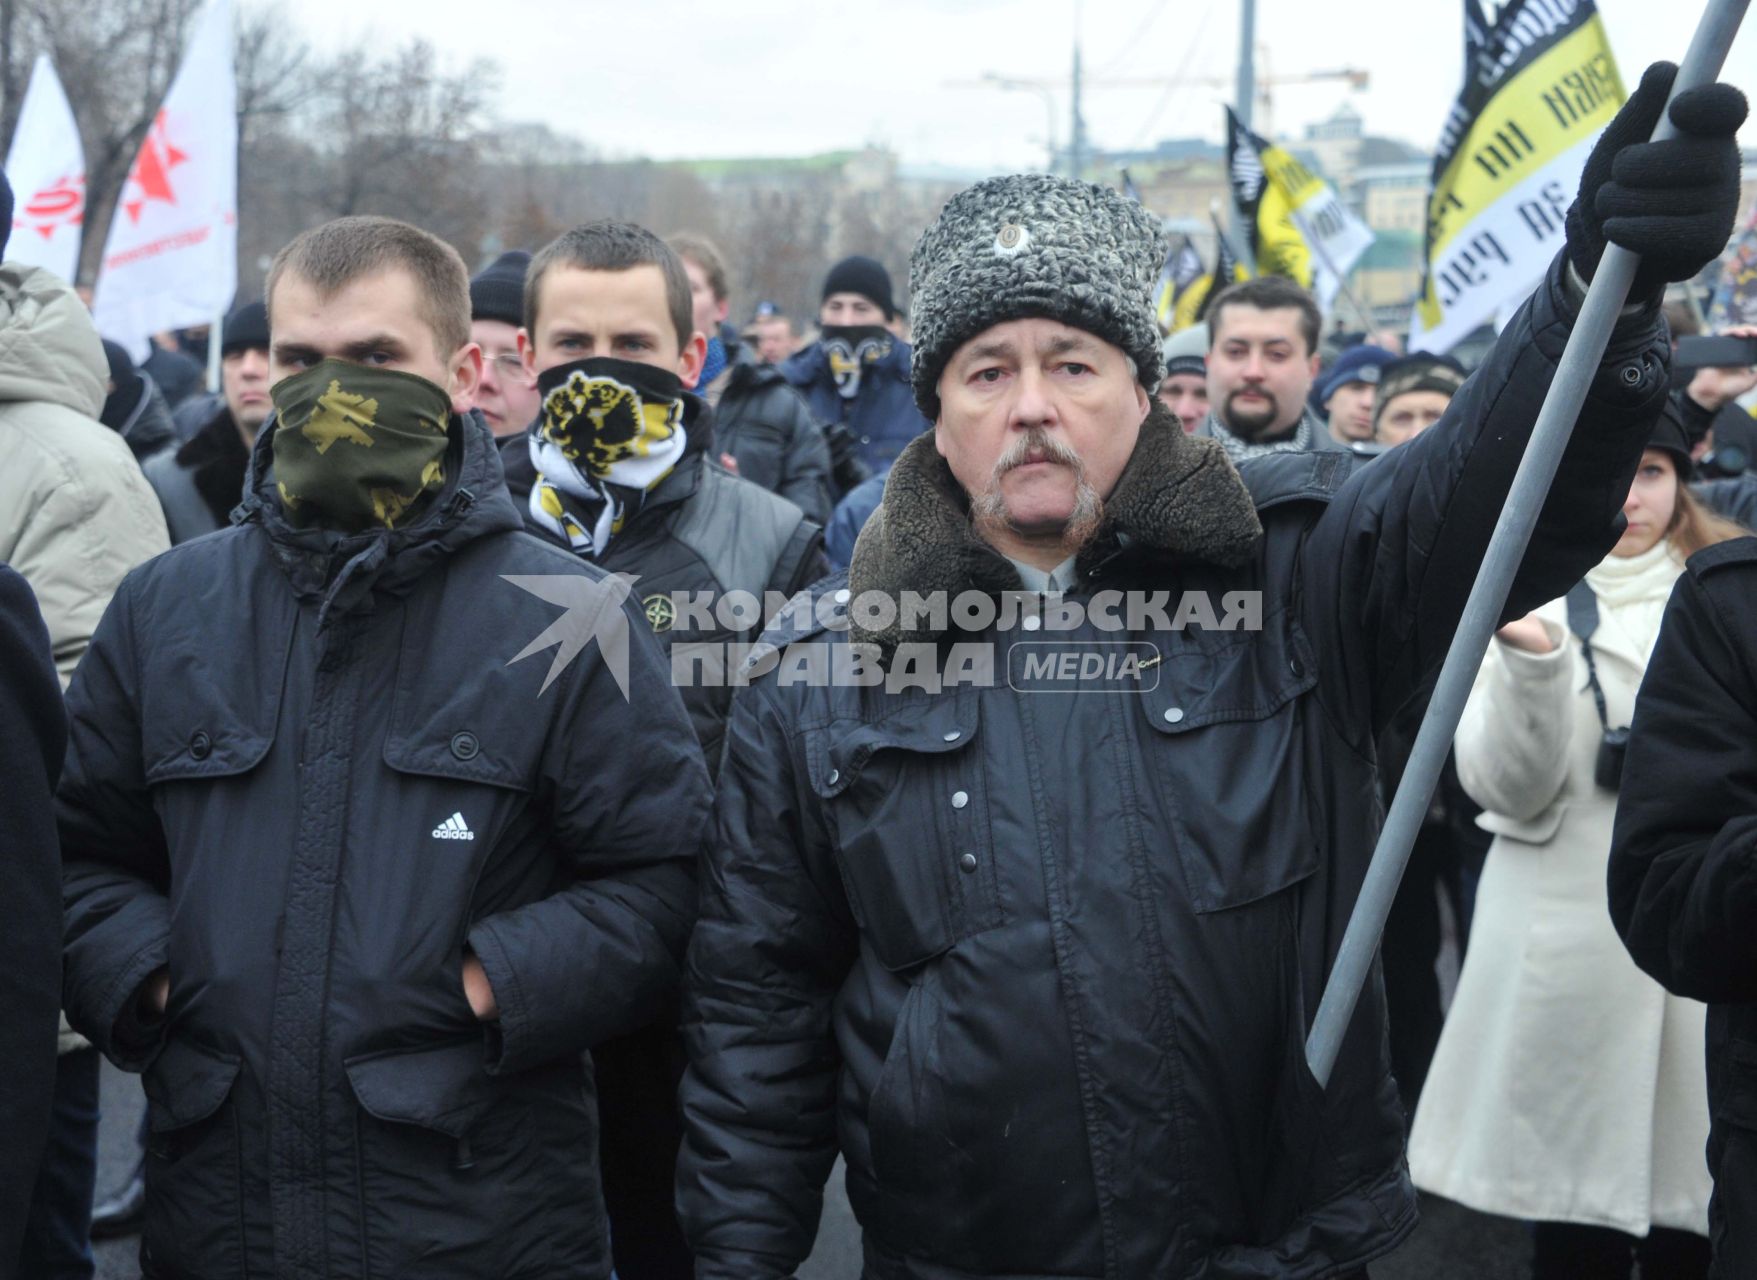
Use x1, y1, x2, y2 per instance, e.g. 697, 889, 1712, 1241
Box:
527, 356, 688, 558
821, 324, 894, 400
270, 359, 452, 532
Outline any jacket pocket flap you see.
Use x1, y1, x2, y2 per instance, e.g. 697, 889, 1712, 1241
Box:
344, 1039, 498, 1137
139, 594, 292, 786
1141, 615, 1317, 735
806, 692, 978, 799
382, 731, 533, 793
143, 1037, 241, 1134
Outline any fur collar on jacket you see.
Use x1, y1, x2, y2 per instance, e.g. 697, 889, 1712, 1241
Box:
847, 400, 1262, 649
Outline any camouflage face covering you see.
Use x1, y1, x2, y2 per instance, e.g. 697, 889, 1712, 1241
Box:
270, 359, 453, 533
526, 356, 687, 558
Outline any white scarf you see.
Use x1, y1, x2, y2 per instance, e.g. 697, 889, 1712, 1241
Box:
1583, 536, 1684, 664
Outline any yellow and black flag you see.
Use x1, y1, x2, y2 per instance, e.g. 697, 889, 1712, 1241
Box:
1171, 214, 1251, 333
1411, 0, 1625, 352
1155, 235, 1206, 334
1226, 108, 1375, 312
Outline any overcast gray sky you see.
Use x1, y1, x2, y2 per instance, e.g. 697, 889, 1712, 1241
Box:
262, 0, 1757, 174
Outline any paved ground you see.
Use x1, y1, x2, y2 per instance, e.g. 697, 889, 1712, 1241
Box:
92, 1061, 1527, 1280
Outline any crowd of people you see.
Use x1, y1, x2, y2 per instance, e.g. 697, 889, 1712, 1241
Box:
5, 58, 1757, 1280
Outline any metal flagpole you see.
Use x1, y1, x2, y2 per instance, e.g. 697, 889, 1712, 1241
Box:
1302, 223, 1379, 336
1210, 197, 1255, 283
1232, 0, 1256, 270
207, 306, 223, 393
1306, 0, 1751, 1087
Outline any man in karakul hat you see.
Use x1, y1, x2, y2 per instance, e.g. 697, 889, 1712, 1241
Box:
677, 65, 1745, 1280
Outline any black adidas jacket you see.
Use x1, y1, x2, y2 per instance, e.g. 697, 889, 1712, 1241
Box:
59, 410, 710, 1280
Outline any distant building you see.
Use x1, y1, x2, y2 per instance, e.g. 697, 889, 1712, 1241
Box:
1357, 162, 1431, 236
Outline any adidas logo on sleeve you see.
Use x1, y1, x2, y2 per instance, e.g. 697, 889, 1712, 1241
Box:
432, 812, 475, 841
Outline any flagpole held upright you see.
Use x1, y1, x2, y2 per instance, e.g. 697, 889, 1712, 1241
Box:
1306, 0, 1752, 1089
1232, 0, 1256, 261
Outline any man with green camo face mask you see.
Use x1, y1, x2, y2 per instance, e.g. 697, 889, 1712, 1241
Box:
58, 214, 712, 1280
270, 359, 453, 531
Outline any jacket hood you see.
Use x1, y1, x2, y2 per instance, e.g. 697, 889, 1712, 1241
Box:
113, 374, 180, 460
847, 399, 1262, 649
0, 265, 106, 419
239, 405, 526, 629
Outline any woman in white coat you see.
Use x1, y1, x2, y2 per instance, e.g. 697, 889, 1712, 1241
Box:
1407, 409, 1747, 1279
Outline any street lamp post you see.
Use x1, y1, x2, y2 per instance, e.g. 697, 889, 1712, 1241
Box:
982, 73, 1060, 175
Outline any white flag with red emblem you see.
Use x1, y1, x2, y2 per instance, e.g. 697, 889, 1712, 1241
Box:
92, 0, 237, 359
4, 55, 85, 283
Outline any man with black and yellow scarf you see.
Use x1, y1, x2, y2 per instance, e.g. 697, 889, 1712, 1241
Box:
497, 218, 826, 1280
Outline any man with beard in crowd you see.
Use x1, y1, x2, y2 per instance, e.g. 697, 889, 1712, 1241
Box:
676, 67, 1745, 1279
505, 219, 824, 1279
1196, 275, 1344, 462
59, 215, 708, 1279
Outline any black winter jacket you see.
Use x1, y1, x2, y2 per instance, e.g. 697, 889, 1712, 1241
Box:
141, 405, 253, 545
1608, 535, 1757, 1279
59, 410, 711, 1280
0, 566, 64, 1277
678, 256, 1671, 1280
714, 340, 833, 525
500, 397, 825, 774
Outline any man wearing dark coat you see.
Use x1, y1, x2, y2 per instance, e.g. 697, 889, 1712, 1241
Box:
677, 67, 1746, 1280
58, 215, 709, 1280
0, 566, 65, 1280
1610, 534, 1757, 1278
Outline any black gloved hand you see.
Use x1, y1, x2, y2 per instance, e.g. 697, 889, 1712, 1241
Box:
1565, 61, 1748, 299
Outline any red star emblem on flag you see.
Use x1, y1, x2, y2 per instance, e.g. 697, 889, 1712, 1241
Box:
121, 110, 188, 224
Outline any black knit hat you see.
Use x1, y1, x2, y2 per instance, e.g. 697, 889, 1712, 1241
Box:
1647, 395, 1694, 479
99, 339, 144, 430
471, 250, 530, 327
821, 255, 895, 320
0, 168, 12, 262
220, 301, 269, 356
